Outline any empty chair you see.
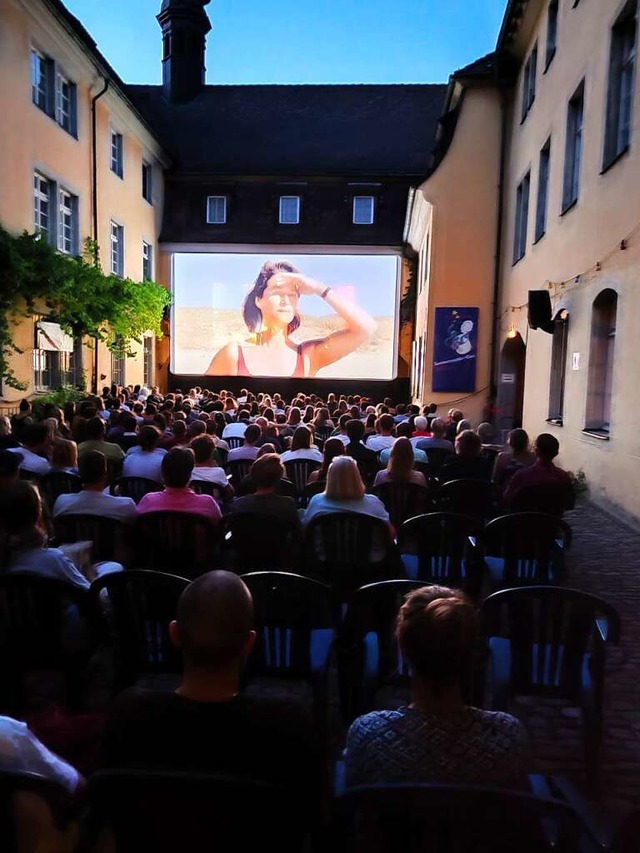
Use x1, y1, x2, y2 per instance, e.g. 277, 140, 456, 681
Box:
133, 512, 221, 578
53, 514, 127, 564
113, 476, 163, 504
284, 460, 321, 507
481, 512, 572, 587
372, 482, 431, 529
481, 586, 621, 794
39, 471, 82, 513
90, 570, 189, 693
436, 478, 496, 520
224, 514, 300, 571
397, 512, 482, 597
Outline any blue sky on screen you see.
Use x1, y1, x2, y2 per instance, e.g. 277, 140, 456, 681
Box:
63, 0, 505, 85
173, 253, 399, 317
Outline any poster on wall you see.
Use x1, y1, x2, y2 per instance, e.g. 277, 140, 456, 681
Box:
432, 307, 479, 393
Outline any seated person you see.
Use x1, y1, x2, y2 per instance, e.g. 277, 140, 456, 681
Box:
0, 415, 21, 449
343, 585, 531, 788
101, 571, 322, 816
78, 416, 125, 466
493, 428, 535, 492
0, 449, 21, 489
136, 447, 222, 524
227, 424, 261, 462
230, 454, 299, 526
280, 426, 323, 464
122, 425, 167, 482
49, 438, 78, 475
8, 422, 51, 476
415, 417, 454, 454
364, 414, 396, 453
189, 435, 234, 501
0, 714, 81, 793
373, 437, 427, 487
409, 416, 430, 445
53, 451, 137, 523
379, 422, 428, 466
343, 419, 379, 466
307, 438, 344, 484
504, 433, 575, 516
439, 430, 493, 484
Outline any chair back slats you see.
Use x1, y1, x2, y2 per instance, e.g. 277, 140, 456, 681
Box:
133, 512, 220, 577
225, 436, 244, 450
115, 477, 163, 504
189, 480, 224, 500
225, 514, 298, 571
398, 513, 479, 586
39, 472, 82, 512
481, 512, 571, 586
284, 460, 321, 507
53, 514, 126, 563
436, 479, 495, 520
372, 482, 430, 529
422, 447, 453, 475
227, 459, 254, 486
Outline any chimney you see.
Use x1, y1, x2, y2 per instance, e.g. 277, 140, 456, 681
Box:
157, 0, 212, 104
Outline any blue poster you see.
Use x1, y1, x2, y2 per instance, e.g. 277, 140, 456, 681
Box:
432, 307, 479, 393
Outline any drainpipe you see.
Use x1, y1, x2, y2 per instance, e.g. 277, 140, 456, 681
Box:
90, 79, 109, 394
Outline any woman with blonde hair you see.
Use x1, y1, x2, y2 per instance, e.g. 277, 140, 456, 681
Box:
373, 437, 426, 488
303, 456, 390, 529
50, 437, 79, 474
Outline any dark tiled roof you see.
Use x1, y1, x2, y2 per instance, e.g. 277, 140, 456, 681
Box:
453, 52, 496, 80
127, 84, 448, 177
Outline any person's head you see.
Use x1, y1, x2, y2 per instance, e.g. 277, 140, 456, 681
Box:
314, 407, 330, 425
325, 456, 365, 501
250, 453, 285, 490
508, 428, 530, 454
0, 450, 20, 488
396, 421, 413, 439
0, 481, 45, 549
188, 420, 206, 439
0, 416, 11, 437
190, 434, 216, 466
22, 422, 49, 453
169, 571, 255, 676
243, 261, 301, 336
346, 419, 365, 444
50, 438, 77, 470
456, 419, 472, 435
121, 413, 138, 433
138, 425, 161, 452
256, 443, 277, 458
414, 416, 428, 433
85, 416, 106, 442
286, 407, 302, 426
18, 399, 31, 414
455, 429, 482, 459
430, 417, 446, 439
397, 585, 481, 697
291, 425, 313, 451
172, 420, 187, 442
79, 450, 108, 490
162, 447, 195, 488
388, 436, 415, 480
378, 414, 395, 435
477, 422, 497, 444
319, 437, 344, 475
244, 424, 261, 446
534, 433, 560, 462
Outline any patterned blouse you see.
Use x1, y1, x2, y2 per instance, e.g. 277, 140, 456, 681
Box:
343, 706, 531, 789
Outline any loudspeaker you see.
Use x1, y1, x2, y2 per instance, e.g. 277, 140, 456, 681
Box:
528, 290, 555, 334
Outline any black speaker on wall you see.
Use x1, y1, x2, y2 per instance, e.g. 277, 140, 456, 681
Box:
528, 290, 555, 334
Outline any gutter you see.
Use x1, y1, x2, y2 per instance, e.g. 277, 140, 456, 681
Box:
91, 78, 109, 394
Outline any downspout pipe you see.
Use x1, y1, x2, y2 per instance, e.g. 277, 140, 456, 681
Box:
489, 82, 509, 415
90, 79, 109, 394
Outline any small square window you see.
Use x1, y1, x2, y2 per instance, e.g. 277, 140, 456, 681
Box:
111, 132, 124, 179
279, 196, 300, 225
55, 72, 77, 136
110, 221, 124, 277
142, 162, 153, 203
142, 241, 153, 281
206, 196, 227, 224
31, 50, 53, 114
353, 196, 375, 225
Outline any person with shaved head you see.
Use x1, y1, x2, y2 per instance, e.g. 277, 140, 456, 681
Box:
101, 571, 322, 811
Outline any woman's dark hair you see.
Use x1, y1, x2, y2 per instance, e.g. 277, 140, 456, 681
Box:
242, 261, 301, 335
291, 425, 312, 452
317, 437, 344, 479
509, 428, 529, 454
139, 425, 161, 451
0, 481, 46, 558
251, 453, 285, 489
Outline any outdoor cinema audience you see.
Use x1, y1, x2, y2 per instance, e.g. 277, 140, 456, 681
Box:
136, 447, 222, 524
229, 454, 300, 526
122, 425, 166, 482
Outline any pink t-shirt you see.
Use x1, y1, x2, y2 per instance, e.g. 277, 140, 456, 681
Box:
136, 488, 222, 524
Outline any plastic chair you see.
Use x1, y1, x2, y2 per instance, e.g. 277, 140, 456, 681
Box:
284, 460, 321, 507
81, 770, 311, 853
335, 783, 602, 853
0, 769, 73, 853
397, 512, 483, 597
133, 511, 222, 578
372, 482, 431, 529
112, 476, 163, 504
507, 481, 576, 517
303, 481, 326, 505
480, 512, 572, 587
53, 514, 128, 563
422, 446, 453, 475
481, 585, 621, 794
39, 471, 82, 512
227, 459, 254, 486
90, 570, 189, 693
240, 571, 334, 740
436, 478, 496, 520
225, 513, 300, 571
189, 479, 225, 500
225, 436, 244, 450
0, 573, 95, 714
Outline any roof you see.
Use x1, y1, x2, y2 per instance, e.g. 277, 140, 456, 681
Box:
127, 84, 448, 177
497, 0, 531, 49
453, 52, 496, 81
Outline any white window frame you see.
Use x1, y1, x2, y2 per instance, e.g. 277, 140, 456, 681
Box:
110, 131, 124, 178
142, 161, 153, 203
142, 241, 153, 281
55, 71, 76, 136
206, 195, 227, 224
353, 196, 375, 225
110, 221, 124, 277
31, 50, 51, 113
279, 195, 300, 225
58, 188, 78, 255
33, 172, 52, 241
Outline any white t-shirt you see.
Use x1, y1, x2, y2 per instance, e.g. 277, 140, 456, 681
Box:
53, 490, 137, 523
365, 435, 395, 453
280, 448, 324, 464
190, 467, 230, 487
122, 447, 166, 482
0, 717, 80, 793
8, 447, 50, 476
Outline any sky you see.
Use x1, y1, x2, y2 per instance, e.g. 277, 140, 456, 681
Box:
63, 0, 506, 86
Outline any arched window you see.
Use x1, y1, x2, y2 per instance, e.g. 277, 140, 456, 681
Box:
548, 310, 568, 424
585, 289, 617, 434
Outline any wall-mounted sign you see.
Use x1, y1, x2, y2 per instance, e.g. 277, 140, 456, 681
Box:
501, 373, 516, 384
572, 352, 580, 371
432, 307, 479, 393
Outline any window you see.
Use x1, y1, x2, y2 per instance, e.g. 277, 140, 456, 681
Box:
142, 241, 153, 281
604, 1, 637, 169
33, 319, 74, 391
513, 172, 530, 263
206, 195, 227, 224
31, 50, 53, 113
58, 189, 78, 255
353, 196, 375, 225
585, 289, 618, 433
31, 50, 77, 136
535, 139, 551, 241
143, 336, 154, 387
546, 1, 559, 69
562, 82, 584, 211
111, 349, 126, 388
110, 132, 124, 178
55, 72, 77, 135
521, 44, 538, 120
110, 221, 124, 277
33, 173, 52, 241
548, 311, 569, 423
279, 196, 300, 225
142, 162, 153, 203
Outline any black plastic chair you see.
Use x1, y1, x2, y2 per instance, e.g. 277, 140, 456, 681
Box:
507, 481, 576, 517
241, 571, 334, 740
53, 514, 128, 563
481, 586, 621, 795
284, 460, 322, 507
0, 769, 74, 853
133, 511, 222, 578
225, 436, 245, 450
39, 471, 82, 512
397, 512, 483, 597
227, 459, 254, 486
335, 783, 602, 853
436, 478, 496, 520
113, 476, 163, 504
422, 447, 453, 476
189, 479, 225, 500
0, 573, 95, 714
225, 513, 300, 571
18, 469, 41, 485
338, 579, 425, 724
372, 482, 431, 529
81, 770, 311, 853
480, 512, 572, 587
303, 512, 404, 599
90, 570, 189, 693
303, 480, 326, 505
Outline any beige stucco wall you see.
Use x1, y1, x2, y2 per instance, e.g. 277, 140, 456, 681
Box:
499, 0, 640, 516
409, 85, 502, 424
0, 0, 167, 400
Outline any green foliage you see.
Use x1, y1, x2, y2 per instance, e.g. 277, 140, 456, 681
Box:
30, 386, 88, 420
0, 226, 171, 389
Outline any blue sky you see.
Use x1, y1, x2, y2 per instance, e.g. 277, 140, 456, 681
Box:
63, 0, 506, 85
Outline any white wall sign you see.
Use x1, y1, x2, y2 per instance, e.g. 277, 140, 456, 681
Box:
572, 352, 580, 371
501, 373, 515, 384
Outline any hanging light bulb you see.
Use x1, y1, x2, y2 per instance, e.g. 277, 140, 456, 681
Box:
506, 324, 518, 339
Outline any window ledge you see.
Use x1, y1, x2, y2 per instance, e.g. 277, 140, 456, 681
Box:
601, 145, 629, 176
582, 429, 610, 441
560, 198, 578, 217
546, 417, 563, 427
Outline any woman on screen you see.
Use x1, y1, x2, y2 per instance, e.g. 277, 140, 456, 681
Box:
206, 261, 377, 378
